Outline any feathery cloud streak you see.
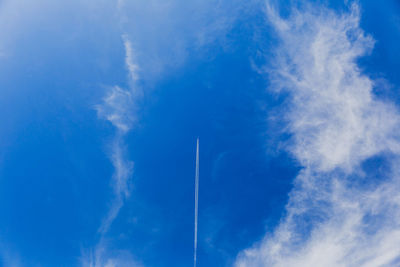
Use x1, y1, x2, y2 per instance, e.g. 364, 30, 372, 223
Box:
236, 2, 400, 266
88, 36, 141, 267
95, 37, 138, 234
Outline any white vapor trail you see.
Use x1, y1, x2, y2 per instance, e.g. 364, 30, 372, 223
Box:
194, 138, 200, 267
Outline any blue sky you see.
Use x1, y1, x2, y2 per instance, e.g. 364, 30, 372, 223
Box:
1, 0, 400, 266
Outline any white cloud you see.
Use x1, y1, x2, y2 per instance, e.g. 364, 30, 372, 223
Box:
266, 2, 400, 173
236, 2, 400, 267
97, 139, 133, 234
94, 34, 141, 233
96, 86, 135, 134
122, 35, 140, 84
88, 34, 141, 266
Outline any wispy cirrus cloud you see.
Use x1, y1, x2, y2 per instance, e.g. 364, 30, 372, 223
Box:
236, 2, 400, 267
97, 86, 135, 135
122, 35, 140, 85
95, 35, 139, 235
86, 36, 142, 267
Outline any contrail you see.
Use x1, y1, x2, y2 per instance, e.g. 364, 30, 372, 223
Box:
194, 138, 199, 267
